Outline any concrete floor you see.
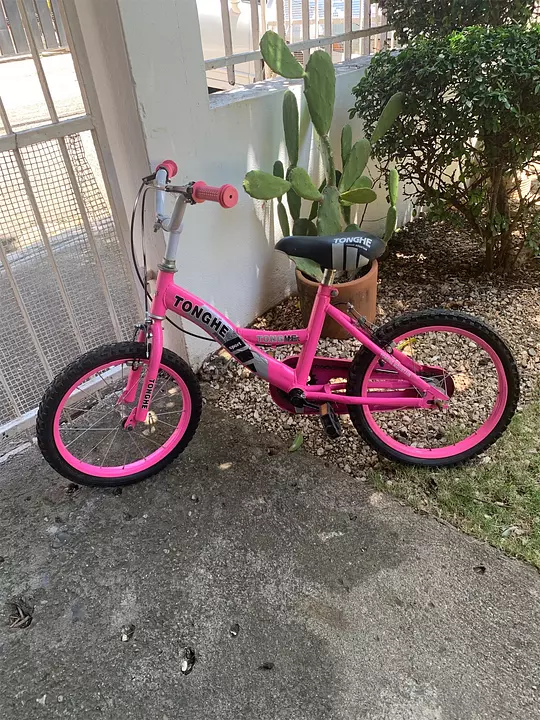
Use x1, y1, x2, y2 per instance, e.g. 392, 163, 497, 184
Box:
0, 404, 539, 719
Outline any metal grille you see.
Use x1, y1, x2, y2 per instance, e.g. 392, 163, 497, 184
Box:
0, 0, 68, 58
0, 0, 139, 453
201, 0, 393, 89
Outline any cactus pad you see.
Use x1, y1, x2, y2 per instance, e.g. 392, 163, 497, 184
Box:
388, 168, 399, 207
243, 170, 290, 200
283, 91, 300, 167
291, 257, 324, 282
260, 31, 305, 79
317, 186, 342, 236
304, 50, 335, 137
371, 92, 405, 144
289, 167, 323, 202
292, 218, 318, 236
339, 139, 371, 192
341, 125, 352, 169
340, 187, 377, 205
277, 201, 290, 236
273, 160, 285, 179
383, 205, 397, 242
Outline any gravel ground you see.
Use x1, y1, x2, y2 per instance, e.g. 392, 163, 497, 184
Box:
199, 220, 540, 477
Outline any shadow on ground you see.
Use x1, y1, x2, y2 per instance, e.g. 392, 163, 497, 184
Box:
0, 406, 538, 719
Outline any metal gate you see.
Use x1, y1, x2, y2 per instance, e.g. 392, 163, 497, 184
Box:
0, 0, 139, 454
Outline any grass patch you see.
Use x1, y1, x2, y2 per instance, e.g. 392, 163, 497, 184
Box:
370, 387, 540, 568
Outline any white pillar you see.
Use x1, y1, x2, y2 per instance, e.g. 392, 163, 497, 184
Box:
116, 0, 210, 177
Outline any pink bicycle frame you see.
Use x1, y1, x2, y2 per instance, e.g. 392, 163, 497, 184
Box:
122, 166, 448, 427
123, 270, 448, 426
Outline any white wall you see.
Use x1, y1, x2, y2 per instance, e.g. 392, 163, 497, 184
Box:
71, 0, 409, 368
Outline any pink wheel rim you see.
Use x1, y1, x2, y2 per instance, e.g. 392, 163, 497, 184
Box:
362, 326, 509, 460
53, 358, 192, 478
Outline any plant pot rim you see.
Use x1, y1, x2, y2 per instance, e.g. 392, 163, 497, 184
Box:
295, 259, 378, 289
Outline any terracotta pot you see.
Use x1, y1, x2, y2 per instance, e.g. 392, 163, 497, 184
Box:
295, 260, 378, 340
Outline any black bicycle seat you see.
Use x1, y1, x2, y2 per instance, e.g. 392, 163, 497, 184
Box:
276, 231, 385, 271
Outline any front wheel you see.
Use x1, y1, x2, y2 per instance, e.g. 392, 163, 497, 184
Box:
347, 310, 520, 467
37, 342, 202, 487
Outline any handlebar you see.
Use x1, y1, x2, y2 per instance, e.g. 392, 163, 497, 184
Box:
191, 181, 238, 209
153, 161, 238, 215
155, 160, 178, 181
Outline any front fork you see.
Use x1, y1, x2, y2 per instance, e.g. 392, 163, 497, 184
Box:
119, 319, 164, 429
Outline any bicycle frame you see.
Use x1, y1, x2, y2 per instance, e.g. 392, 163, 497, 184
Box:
121, 170, 449, 428
121, 269, 449, 427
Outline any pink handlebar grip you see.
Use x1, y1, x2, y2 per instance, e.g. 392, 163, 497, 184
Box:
192, 181, 238, 209
155, 160, 178, 180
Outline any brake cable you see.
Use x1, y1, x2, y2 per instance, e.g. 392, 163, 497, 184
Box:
130, 181, 216, 342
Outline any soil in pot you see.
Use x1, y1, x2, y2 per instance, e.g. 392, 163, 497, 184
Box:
296, 260, 378, 340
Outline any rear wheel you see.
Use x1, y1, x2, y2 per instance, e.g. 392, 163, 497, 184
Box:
37, 342, 202, 487
347, 310, 519, 467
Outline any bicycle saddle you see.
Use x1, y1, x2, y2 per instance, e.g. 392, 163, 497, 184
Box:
276, 231, 385, 271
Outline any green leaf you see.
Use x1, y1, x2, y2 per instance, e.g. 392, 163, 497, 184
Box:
277, 201, 290, 237
260, 31, 305, 79
288, 432, 304, 452
292, 218, 318, 236
283, 91, 300, 167
344, 223, 361, 233
340, 187, 377, 205
291, 256, 324, 282
339, 139, 371, 192
388, 168, 399, 206
243, 171, 290, 200
341, 125, 353, 169
289, 167, 323, 202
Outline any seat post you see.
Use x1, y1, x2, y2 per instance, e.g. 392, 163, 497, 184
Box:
295, 269, 335, 386
321, 269, 335, 286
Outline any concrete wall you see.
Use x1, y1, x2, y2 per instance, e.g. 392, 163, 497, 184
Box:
69, 0, 409, 368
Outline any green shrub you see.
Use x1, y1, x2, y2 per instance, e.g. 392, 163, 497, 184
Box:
351, 25, 540, 271
377, 0, 536, 44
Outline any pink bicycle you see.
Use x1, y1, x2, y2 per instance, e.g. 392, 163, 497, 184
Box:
37, 162, 519, 487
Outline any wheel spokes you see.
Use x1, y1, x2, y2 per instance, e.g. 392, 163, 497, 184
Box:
58, 359, 186, 470
365, 329, 500, 452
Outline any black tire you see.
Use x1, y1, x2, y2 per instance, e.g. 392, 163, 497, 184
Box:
36, 342, 202, 487
347, 310, 520, 467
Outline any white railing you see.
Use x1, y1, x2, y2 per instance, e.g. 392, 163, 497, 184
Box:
200, 0, 393, 90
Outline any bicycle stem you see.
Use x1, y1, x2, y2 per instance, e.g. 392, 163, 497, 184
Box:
154, 167, 189, 272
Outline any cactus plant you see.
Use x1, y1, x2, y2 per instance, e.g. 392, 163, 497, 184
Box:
242, 31, 404, 281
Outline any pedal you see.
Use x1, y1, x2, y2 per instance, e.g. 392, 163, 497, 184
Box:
319, 403, 342, 439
